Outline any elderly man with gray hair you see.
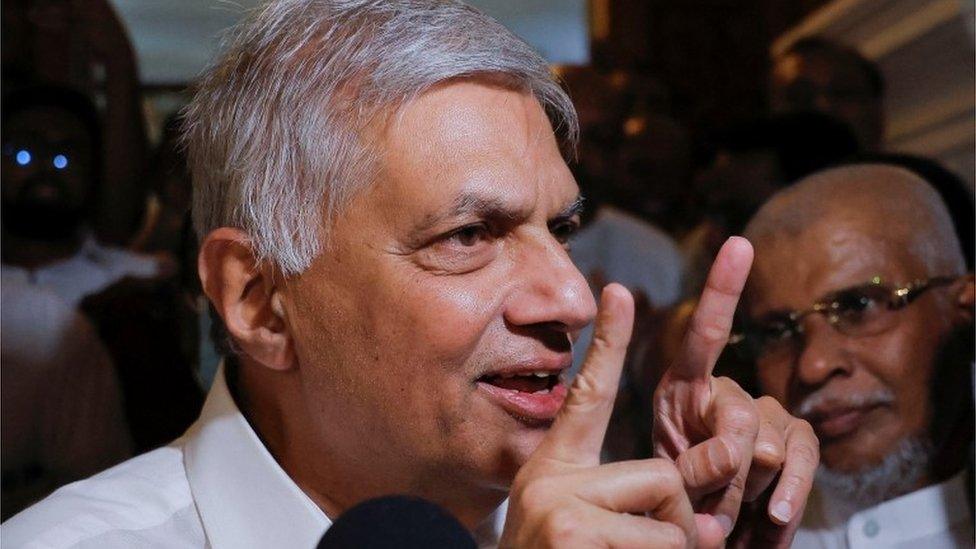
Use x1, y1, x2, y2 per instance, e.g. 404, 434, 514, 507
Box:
735, 163, 974, 548
3, 1, 818, 547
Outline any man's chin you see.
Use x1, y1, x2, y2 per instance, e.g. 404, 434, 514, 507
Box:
817, 435, 934, 507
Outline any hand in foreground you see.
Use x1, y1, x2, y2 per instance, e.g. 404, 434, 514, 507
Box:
501, 285, 722, 549
653, 237, 819, 547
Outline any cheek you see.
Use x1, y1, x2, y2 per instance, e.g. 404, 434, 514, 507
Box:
373, 272, 505, 371
865, 326, 940, 416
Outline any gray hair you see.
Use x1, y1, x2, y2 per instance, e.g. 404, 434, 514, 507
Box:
183, 0, 578, 275
744, 164, 967, 277
815, 435, 934, 508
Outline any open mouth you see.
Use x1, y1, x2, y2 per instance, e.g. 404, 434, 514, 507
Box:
476, 369, 568, 424
478, 371, 561, 394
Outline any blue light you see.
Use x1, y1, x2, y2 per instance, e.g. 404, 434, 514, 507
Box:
15, 150, 31, 166
53, 154, 68, 170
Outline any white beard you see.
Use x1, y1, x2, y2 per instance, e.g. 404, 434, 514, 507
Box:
815, 436, 935, 508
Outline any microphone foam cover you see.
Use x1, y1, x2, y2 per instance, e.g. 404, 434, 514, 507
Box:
317, 495, 477, 549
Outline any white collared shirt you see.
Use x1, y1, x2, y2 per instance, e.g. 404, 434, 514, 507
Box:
793, 473, 974, 549
1, 234, 161, 307
2, 366, 506, 548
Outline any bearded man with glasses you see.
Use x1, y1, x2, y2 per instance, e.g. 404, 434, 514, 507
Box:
736, 163, 975, 548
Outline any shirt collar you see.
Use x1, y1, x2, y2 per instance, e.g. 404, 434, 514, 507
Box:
182, 364, 331, 549
814, 471, 972, 545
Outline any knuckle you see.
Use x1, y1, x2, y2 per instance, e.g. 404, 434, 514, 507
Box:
791, 440, 820, 469
780, 471, 810, 492
722, 404, 760, 437
654, 459, 685, 494
675, 453, 701, 489
756, 395, 784, 412
795, 418, 820, 444
755, 436, 786, 467
591, 329, 621, 353
689, 317, 730, 344
543, 507, 581, 543
658, 522, 687, 549
726, 471, 747, 495
566, 372, 616, 412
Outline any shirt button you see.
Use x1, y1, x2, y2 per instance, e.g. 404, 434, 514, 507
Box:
863, 518, 880, 538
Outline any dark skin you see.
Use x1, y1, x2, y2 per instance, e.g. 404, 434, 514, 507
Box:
2, 106, 95, 268
746, 186, 974, 488
4, 0, 148, 244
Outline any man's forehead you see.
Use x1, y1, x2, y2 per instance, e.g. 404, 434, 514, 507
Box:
387, 80, 552, 151
749, 220, 915, 309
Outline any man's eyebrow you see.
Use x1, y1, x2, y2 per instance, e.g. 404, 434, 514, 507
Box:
553, 195, 585, 221
411, 192, 517, 234
411, 193, 585, 235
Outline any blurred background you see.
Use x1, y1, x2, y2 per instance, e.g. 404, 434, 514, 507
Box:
2, 0, 974, 519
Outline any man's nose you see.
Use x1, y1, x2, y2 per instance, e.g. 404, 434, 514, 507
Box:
504, 231, 597, 334
794, 316, 853, 386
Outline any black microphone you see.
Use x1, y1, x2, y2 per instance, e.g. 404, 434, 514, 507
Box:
316, 495, 477, 549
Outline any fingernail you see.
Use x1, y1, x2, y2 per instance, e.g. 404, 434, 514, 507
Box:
770, 500, 792, 523
715, 514, 733, 536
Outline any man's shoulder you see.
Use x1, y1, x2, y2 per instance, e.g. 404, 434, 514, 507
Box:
2, 444, 203, 548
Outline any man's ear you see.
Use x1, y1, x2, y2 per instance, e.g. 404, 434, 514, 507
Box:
953, 273, 975, 325
198, 228, 295, 371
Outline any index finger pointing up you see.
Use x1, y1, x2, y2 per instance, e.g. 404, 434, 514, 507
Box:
535, 283, 634, 465
672, 237, 754, 381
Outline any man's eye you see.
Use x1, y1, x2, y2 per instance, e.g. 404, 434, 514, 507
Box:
760, 318, 796, 341
550, 219, 580, 244
834, 291, 875, 313
447, 224, 491, 247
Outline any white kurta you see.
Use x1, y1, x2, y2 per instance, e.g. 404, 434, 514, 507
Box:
793, 473, 974, 549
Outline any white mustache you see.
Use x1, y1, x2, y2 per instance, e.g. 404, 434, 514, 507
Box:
794, 387, 896, 418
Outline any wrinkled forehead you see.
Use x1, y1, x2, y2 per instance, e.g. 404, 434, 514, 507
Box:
373, 80, 575, 214
746, 216, 924, 312
387, 80, 550, 153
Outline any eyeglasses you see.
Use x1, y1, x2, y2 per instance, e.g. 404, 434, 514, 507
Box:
730, 275, 957, 360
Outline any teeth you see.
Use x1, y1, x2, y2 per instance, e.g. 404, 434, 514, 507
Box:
491, 371, 552, 379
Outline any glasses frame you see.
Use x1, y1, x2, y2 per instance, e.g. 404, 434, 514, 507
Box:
729, 275, 958, 350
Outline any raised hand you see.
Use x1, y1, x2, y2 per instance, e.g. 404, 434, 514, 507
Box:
652, 237, 819, 546
501, 285, 721, 549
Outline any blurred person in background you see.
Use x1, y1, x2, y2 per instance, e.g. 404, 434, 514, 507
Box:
1, 85, 161, 306
2, 85, 204, 455
612, 109, 693, 235
557, 65, 684, 317
131, 114, 194, 258
556, 67, 685, 447
682, 111, 861, 295
131, 112, 223, 390
736, 164, 974, 548
770, 37, 885, 151
1, 278, 131, 520
3, 0, 151, 245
